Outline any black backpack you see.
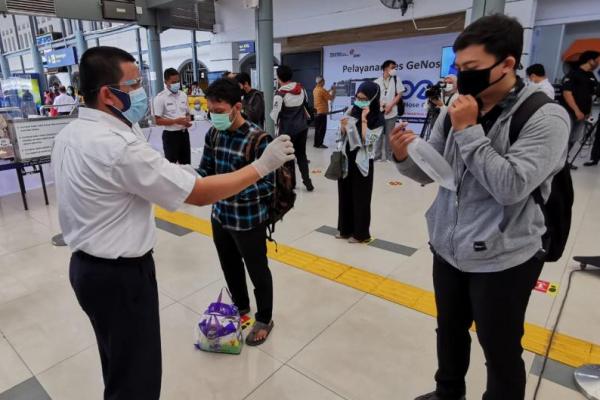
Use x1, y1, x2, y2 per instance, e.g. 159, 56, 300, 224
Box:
244, 131, 297, 243
393, 76, 406, 117
443, 92, 573, 262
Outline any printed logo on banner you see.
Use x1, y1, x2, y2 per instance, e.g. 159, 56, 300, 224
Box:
330, 48, 361, 58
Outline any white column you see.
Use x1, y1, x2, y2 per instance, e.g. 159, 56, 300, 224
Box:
505, 0, 539, 76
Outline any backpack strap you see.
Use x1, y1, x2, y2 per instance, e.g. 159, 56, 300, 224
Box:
508, 91, 553, 146
244, 131, 271, 162
507, 91, 554, 206
443, 113, 452, 140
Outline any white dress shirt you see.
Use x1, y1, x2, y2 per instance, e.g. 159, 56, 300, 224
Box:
52, 108, 196, 259
153, 89, 189, 131
375, 75, 405, 120
53, 93, 77, 113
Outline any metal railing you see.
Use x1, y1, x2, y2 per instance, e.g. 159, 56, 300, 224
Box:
39, 103, 79, 117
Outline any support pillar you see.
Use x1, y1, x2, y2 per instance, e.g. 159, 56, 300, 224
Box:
75, 20, 88, 59
28, 16, 47, 91
0, 37, 11, 79
470, 0, 506, 22
191, 31, 199, 82
256, 0, 275, 135
135, 28, 143, 67
147, 25, 163, 97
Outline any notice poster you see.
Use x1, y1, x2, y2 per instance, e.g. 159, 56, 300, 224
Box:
8, 118, 74, 162
323, 32, 458, 130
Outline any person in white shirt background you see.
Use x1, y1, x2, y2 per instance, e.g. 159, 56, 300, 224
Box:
53, 86, 77, 115
374, 60, 405, 162
526, 63, 556, 99
442, 74, 460, 107
52, 45, 295, 400
153, 68, 193, 164
190, 81, 205, 97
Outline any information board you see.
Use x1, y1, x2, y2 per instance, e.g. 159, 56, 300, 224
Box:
7, 117, 74, 162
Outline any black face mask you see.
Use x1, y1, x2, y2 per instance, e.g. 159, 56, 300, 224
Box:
457, 58, 507, 97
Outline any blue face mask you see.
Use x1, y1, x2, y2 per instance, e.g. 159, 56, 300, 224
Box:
109, 87, 148, 124
210, 111, 234, 131
169, 82, 181, 94
354, 100, 370, 108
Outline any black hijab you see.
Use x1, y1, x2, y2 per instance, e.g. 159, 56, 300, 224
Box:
350, 80, 385, 133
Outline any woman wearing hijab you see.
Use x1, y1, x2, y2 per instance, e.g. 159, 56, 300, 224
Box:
336, 80, 384, 243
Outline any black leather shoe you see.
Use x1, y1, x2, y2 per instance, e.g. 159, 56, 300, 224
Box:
414, 392, 465, 400
584, 160, 599, 166
304, 180, 314, 192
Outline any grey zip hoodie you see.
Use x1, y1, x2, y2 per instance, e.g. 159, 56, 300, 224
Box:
396, 84, 570, 273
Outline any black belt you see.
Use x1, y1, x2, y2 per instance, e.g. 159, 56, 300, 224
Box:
74, 250, 153, 265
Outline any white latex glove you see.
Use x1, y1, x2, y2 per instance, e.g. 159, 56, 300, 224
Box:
251, 135, 295, 177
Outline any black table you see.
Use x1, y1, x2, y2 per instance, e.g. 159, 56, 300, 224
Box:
0, 158, 49, 210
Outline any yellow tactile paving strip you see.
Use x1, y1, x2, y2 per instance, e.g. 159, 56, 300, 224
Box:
155, 207, 600, 368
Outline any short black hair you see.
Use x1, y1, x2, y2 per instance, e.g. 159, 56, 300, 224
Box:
236, 72, 251, 86
59, 86, 67, 93
579, 51, 600, 65
192, 81, 198, 85
526, 64, 546, 77
276, 65, 293, 82
453, 14, 523, 70
205, 78, 242, 107
381, 60, 397, 70
79, 46, 135, 107
164, 68, 179, 81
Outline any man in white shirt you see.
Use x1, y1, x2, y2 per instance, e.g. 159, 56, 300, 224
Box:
153, 68, 193, 164
526, 63, 555, 99
52, 46, 294, 400
53, 85, 77, 115
374, 60, 405, 161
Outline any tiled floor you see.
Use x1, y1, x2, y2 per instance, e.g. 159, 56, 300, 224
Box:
0, 129, 598, 399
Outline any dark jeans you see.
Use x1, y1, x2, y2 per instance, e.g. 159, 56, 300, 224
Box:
162, 129, 191, 164
211, 219, 273, 324
432, 253, 544, 400
337, 148, 374, 241
314, 114, 327, 147
69, 251, 161, 400
568, 116, 586, 151
590, 119, 600, 162
285, 129, 311, 187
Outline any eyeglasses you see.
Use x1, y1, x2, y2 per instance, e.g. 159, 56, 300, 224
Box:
89, 76, 144, 94
112, 76, 144, 89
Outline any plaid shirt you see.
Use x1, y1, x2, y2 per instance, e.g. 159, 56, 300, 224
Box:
198, 122, 274, 231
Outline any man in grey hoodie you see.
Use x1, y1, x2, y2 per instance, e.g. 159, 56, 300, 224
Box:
390, 15, 570, 400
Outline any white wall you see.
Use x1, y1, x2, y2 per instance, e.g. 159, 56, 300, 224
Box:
535, 0, 600, 25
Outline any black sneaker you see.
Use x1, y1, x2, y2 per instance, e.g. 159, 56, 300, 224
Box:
304, 180, 314, 192
584, 160, 599, 166
414, 392, 465, 400
318, 145, 328, 149
570, 164, 579, 171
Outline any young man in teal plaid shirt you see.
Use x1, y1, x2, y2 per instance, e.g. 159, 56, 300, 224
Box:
198, 78, 276, 345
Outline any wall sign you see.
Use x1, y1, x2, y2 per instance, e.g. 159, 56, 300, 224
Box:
7, 117, 74, 162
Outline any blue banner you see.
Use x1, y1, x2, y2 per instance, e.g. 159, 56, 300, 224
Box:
239, 41, 255, 55
44, 47, 78, 68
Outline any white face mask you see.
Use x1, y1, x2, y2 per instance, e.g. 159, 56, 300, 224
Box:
444, 84, 454, 92
388, 69, 397, 77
